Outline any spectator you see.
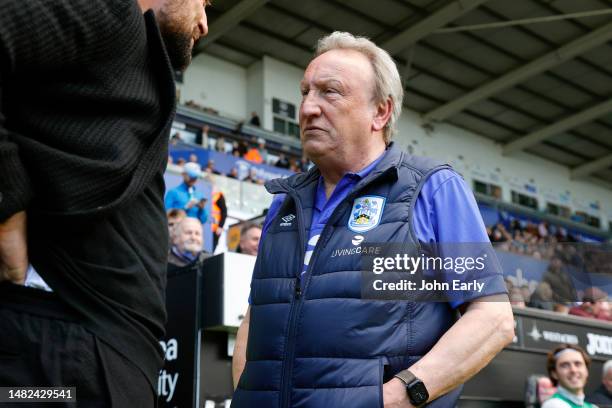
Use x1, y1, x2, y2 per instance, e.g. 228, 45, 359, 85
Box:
569, 287, 610, 321
288, 158, 300, 173
298, 155, 310, 172
539, 221, 549, 239
526, 375, 557, 408
211, 190, 228, 251
244, 168, 261, 184
587, 360, 612, 406
176, 157, 186, 167
236, 223, 262, 256
167, 209, 186, 241
200, 124, 209, 148
205, 159, 221, 175
189, 153, 199, 164
244, 138, 267, 164
168, 217, 210, 267
196, 198, 209, 226
275, 153, 290, 169
164, 162, 204, 218
249, 111, 261, 127
215, 136, 226, 153
543, 256, 577, 307
258, 138, 269, 163
528, 282, 555, 311
232, 141, 248, 157
538, 377, 558, 405
542, 344, 596, 408
227, 167, 239, 179
170, 131, 182, 144
554, 303, 570, 315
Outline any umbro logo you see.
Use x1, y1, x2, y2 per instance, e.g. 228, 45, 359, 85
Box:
280, 214, 295, 227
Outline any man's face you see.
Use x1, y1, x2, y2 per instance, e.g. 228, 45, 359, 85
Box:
176, 219, 203, 254
182, 173, 198, 186
240, 227, 262, 256
168, 214, 184, 233
157, 0, 209, 71
553, 350, 589, 393
603, 368, 612, 393
299, 49, 377, 161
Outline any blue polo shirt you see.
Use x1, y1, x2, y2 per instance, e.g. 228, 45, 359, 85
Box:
258, 151, 495, 307
164, 182, 204, 218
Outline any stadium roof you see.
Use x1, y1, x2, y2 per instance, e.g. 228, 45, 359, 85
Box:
195, 0, 612, 189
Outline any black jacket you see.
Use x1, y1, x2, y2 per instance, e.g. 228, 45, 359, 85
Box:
0, 0, 176, 388
0, 0, 175, 222
588, 385, 612, 407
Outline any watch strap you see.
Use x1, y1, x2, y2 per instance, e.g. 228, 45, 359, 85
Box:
394, 369, 417, 386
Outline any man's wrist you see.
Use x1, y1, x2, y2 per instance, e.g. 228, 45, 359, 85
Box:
394, 370, 429, 407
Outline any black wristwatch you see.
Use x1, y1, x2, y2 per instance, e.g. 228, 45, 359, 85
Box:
394, 370, 429, 407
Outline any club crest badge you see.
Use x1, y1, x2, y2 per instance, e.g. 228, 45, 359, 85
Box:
348, 195, 385, 233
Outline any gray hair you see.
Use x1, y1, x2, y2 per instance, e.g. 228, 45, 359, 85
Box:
315, 31, 403, 143
603, 360, 612, 376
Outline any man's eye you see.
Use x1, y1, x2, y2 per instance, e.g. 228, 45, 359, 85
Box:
325, 88, 337, 94
300, 89, 308, 96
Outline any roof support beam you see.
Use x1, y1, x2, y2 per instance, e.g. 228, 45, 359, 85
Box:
571, 154, 612, 179
423, 19, 612, 122
194, 0, 270, 54
503, 98, 612, 155
382, 0, 490, 54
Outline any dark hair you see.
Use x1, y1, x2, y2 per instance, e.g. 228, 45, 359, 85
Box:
167, 208, 186, 218
546, 344, 591, 386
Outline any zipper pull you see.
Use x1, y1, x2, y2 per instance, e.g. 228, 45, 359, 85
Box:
295, 280, 302, 299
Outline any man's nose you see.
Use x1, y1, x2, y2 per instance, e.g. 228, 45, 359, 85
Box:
300, 92, 321, 118
198, 8, 208, 37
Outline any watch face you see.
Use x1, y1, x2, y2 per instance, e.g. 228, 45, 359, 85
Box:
408, 381, 429, 405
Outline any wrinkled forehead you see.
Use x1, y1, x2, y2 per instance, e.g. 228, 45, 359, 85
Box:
302, 49, 375, 88
181, 220, 203, 233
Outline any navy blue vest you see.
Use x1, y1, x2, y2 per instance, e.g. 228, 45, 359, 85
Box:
232, 145, 463, 408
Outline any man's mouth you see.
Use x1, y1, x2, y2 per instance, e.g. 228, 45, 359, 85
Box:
303, 126, 326, 132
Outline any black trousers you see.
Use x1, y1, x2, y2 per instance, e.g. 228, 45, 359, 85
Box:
0, 284, 156, 408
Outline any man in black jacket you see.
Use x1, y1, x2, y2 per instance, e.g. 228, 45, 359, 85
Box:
0, 0, 208, 405
588, 360, 612, 407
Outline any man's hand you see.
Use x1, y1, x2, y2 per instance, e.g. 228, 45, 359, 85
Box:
185, 198, 198, 210
0, 211, 28, 284
383, 378, 414, 408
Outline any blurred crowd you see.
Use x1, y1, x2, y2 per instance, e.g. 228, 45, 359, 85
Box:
493, 219, 612, 323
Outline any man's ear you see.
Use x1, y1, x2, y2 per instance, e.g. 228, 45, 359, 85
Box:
372, 98, 393, 132
551, 371, 558, 381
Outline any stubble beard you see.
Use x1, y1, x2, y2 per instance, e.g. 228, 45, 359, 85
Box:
158, 8, 194, 72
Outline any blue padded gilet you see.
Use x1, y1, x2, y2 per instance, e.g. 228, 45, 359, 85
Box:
232, 144, 463, 408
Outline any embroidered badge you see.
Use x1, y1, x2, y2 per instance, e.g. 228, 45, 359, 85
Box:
348, 195, 385, 233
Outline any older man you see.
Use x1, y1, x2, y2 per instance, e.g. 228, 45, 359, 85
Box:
588, 360, 612, 406
231, 32, 513, 408
168, 217, 210, 267
0, 0, 208, 405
